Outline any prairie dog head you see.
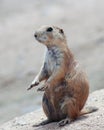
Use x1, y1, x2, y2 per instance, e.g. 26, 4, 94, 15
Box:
34, 25, 66, 47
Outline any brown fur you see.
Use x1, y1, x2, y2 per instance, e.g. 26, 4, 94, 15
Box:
28, 25, 98, 127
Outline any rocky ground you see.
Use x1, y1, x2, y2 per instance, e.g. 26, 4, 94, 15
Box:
1, 89, 104, 130
0, 0, 104, 125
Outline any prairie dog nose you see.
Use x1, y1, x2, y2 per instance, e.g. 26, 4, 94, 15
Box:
34, 33, 37, 38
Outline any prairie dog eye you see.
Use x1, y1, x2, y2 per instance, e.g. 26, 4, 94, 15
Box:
46, 27, 53, 32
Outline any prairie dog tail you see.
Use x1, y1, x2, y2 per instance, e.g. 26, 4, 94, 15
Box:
80, 106, 98, 116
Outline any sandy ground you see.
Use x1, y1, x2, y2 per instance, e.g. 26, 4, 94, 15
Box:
0, 0, 104, 125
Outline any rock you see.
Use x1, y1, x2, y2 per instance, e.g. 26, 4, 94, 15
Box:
0, 89, 104, 130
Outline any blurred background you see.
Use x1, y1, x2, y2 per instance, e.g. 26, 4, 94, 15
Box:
0, 0, 104, 125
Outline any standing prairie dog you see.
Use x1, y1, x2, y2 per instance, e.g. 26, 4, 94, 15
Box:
28, 25, 98, 126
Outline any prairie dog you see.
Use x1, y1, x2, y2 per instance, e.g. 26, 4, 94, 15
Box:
28, 25, 98, 126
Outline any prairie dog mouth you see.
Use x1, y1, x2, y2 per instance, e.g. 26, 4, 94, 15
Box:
34, 32, 48, 43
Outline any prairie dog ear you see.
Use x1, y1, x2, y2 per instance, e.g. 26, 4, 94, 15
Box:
60, 29, 64, 34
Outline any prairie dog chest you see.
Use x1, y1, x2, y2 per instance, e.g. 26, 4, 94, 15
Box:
45, 47, 62, 75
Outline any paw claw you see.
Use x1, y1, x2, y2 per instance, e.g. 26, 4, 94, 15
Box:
27, 82, 39, 90
58, 118, 71, 127
27, 85, 34, 90
37, 87, 45, 91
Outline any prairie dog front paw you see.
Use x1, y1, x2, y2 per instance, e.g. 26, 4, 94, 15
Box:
27, 78, 39, 90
